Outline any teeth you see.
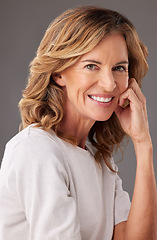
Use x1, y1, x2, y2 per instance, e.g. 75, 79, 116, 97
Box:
90, 95, 113, 103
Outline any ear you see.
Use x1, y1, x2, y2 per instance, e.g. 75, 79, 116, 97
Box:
52, 73, 66, 87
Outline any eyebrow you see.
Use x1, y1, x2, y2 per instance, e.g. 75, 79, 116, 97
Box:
82, 60, 129, 65
115, 61, 129, 65
81, 60, 102, 65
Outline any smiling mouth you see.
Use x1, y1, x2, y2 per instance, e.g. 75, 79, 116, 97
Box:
88, 95, 114, 103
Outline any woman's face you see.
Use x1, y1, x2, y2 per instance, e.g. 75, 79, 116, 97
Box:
57, 33, 129, 124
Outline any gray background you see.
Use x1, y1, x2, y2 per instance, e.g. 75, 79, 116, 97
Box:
1, 0, 157, 200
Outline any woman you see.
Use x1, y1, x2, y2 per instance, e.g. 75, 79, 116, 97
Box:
0, 6, 156, 240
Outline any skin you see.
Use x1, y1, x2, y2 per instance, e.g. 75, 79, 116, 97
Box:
54, 33, 157, 239
55, 33, 129, 147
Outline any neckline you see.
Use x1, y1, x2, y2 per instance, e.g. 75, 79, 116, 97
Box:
49, 129, 93, 156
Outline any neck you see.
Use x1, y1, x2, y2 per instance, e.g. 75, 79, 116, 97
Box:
58, 114, 95, 149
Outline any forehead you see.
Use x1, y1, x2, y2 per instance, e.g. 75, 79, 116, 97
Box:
80, 33, 128, 62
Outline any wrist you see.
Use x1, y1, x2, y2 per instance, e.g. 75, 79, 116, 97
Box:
133, 137, 153, 167
133, 134, 152, 150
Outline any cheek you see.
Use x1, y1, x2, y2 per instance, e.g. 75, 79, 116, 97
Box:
119, 77, 129, 93
124, 78, 129, 89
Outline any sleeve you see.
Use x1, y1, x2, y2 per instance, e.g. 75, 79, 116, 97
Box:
4, 136, 82, 240
114, 173, 131, 225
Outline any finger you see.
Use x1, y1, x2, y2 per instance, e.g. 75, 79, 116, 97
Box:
128, 78, 146, 104
115, 104, 126, 117
119, 88, 135, 105
118, 87, 142, 110
129, 78, 148, 120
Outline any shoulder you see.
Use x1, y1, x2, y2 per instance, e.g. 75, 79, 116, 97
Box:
2, 125, 64, 171
0, 126, 71, 213
6, 125, 57, 148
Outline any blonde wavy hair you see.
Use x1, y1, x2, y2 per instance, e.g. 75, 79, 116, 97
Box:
19, 6, 148, 171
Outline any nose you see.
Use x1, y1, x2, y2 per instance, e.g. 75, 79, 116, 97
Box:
98, 69, 116, 92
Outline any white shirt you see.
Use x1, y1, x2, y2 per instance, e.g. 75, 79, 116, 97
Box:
0, 125, 131, 240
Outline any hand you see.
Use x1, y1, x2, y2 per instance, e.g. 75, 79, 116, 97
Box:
115, 78, 150, 144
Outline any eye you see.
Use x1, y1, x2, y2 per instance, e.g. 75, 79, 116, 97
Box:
85, 64, 98, 70
113, 65, 128, 72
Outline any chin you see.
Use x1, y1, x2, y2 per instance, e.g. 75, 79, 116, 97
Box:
93, 112, 113, 122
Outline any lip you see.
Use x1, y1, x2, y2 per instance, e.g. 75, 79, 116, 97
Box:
88, 93, 115, 98
88, 94, 115, 107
